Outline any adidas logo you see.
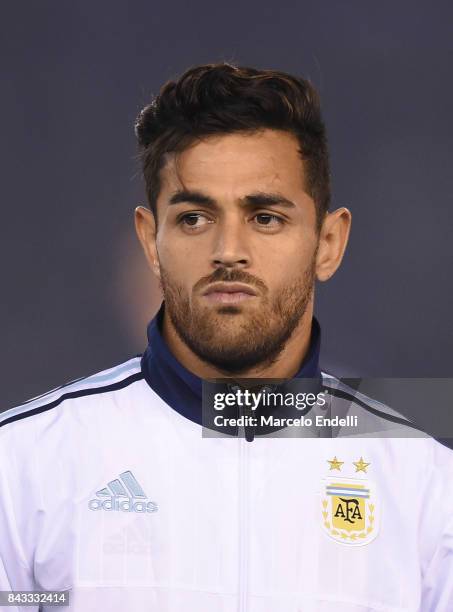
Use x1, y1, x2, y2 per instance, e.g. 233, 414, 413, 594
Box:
88, 470, 158, 514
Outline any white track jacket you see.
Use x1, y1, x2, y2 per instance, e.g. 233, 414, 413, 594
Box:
1, 356, 453, 612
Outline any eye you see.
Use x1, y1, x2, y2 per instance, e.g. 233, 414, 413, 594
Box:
178, 213, 212, 230
253, 213, 285, 228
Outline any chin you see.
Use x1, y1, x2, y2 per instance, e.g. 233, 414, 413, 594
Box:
212, 305, 247, 316
202, 319, 253, 344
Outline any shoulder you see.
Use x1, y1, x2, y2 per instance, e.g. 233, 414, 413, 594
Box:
321, 370, 453, 468
321, 370, 427, 433
0, 356, 145, 440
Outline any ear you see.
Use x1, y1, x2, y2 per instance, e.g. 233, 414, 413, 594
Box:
315, 207, 352, 282
134, 206, 161, 280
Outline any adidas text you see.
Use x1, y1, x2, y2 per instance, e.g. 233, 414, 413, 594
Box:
88, 497, 158, 513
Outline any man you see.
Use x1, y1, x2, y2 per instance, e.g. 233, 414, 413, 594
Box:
1, 63, 452, 611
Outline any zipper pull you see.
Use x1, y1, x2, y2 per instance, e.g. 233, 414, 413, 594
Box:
227, 383, 255, 442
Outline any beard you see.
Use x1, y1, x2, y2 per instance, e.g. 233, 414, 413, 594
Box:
159, 259, 316, 376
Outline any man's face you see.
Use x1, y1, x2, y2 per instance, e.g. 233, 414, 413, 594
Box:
152, 129, 320, 374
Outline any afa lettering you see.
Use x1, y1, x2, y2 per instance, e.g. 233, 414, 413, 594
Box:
334, 498, 363, 524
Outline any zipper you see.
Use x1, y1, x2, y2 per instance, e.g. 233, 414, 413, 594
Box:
230, 383, 254, 612
238, 433, 250, 612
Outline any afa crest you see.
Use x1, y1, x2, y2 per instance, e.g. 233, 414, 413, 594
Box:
321, 478, 379, 546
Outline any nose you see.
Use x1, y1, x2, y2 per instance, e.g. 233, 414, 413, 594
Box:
211, 217, 251, 269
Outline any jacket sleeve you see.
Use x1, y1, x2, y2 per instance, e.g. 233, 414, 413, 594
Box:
420, 515, 453, 611
419, 441, 453, 611
0, 424, 39, 611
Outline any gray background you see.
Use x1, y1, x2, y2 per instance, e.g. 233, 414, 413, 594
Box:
1, 1, 452, 412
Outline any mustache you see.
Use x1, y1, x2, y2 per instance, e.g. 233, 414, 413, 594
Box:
195, 267, 268, 294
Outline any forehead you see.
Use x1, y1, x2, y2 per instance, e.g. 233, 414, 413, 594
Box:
158, 129, 307, 199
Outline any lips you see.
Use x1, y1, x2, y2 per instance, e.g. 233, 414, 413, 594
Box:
202, 282, 258, 297
202, 282, 258, 305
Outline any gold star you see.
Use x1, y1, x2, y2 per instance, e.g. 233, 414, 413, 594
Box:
327, 456, 344, 471
353, 457, 370, 473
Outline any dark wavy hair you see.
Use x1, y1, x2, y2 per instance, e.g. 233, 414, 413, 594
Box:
135, 62, 330, 229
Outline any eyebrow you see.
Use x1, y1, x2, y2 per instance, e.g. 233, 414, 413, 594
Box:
168, 190, 296, 209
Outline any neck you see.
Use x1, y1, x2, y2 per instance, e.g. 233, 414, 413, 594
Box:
161, 305, 314, 380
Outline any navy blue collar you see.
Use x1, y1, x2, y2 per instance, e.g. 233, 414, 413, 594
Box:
141, 301, 322, 426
